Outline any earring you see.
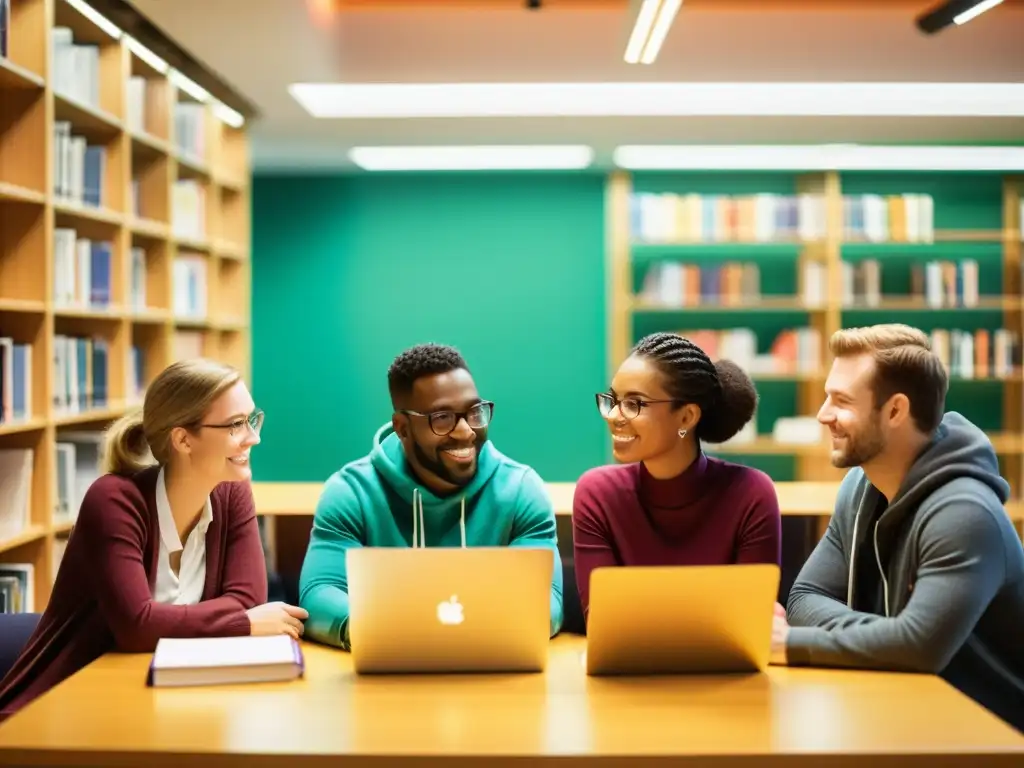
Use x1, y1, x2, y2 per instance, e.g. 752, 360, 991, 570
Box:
678, 428, 688, 439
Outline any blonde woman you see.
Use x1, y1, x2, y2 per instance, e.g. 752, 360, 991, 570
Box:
0, 359, 306, 721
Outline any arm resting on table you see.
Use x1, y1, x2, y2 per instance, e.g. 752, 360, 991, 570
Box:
511, 468, 564, 636
80, 479, 262, 653
787, 501, 1007, 673
570, 475, 619, 624
298, 477, 365, 650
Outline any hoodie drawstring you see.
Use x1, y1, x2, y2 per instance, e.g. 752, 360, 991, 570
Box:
411, 488, 466, 548
459, 497, 466, 548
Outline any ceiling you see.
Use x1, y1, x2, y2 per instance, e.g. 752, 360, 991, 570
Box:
130, 0, 1024, 171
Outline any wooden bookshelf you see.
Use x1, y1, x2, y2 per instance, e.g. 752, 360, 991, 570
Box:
0, 0, 252, 611
607, 169, 1024, 539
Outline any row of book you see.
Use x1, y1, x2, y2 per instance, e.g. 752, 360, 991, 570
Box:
0, 332, 210, 424
127, 76, 151, 136
54, 338, 150, 415
52, 232, 212, 318
843, 194, 934, 244
0, 447, 31, 545
55, 431, 103, 526
175, 102, 207, 164
173, 180, 207, 240
129, 247, 148, 311
631, 191, 1022, 247
638, 259, 999, 310
0, 0, 9, 58
675, 327, 823, 376
173, 253, 209, 318
640, 261, 765, 307
638, 261, 829, 307
630, 192, 827, 244
933, 328, 1019, 380
53, 335, 109, 416
0, 337, 32, 424
128, 345, 146, 403
843, 259, 982, 308
0, 562, 32, 614
667, 325, 1018, 381
0, 441, 36, 610
1, 330, 233, 431
53, 229, 113, 309
53, 122, 106, 207
51, 26, 100, 110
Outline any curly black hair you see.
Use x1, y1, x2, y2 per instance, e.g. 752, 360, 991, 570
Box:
387, 343, 469, 407
631, 332, 758, 443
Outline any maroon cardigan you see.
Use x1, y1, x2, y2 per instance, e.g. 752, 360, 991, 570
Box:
0, 466, 267, 721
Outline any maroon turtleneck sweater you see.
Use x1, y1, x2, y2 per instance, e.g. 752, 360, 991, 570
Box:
571, 451, 782, 621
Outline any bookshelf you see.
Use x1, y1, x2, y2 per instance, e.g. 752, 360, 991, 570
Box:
606, 169, 1024, 537
0, 0, 252, 612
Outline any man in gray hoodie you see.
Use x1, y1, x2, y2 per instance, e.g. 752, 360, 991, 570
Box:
775, 323, 1024, 733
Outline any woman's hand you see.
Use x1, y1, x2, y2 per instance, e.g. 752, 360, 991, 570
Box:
246, 602, 309, 640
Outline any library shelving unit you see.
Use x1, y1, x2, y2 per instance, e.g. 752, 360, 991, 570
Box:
0, 0, 252, 611
606, 168, 1024, 537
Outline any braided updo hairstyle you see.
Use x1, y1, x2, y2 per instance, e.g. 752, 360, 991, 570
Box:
630, 332, 758, 444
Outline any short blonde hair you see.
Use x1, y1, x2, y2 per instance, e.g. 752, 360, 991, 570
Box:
829, 324, 948, 433
102, 358, 241, 475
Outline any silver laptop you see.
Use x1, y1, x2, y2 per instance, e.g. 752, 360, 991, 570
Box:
585, 563, 780, 676
346, 546, 554, 674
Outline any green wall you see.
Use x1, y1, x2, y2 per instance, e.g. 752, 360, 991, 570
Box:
251, 173, 609, 483
251, 168, 1012, 486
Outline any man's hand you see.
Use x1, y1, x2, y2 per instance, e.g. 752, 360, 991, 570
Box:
770, 602, 790, 665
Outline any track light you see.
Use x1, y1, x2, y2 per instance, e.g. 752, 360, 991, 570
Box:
916, 0, 1005, 34
624, 0, 683, 65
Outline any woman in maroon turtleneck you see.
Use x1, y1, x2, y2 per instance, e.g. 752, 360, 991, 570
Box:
572, 332, 782, 623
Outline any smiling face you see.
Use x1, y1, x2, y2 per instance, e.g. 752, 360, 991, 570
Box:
602, 354, 699, 469
818, 353, 887, 468
395, 368, 488, 494
170, 380, 262, 483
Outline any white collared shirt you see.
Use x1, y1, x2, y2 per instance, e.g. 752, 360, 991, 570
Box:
153, 466, 213, 605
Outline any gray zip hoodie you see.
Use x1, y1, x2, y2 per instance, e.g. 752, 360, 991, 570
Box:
786, 411, 1024, 732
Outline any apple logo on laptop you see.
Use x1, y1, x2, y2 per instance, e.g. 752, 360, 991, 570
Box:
437, 595, 464, 626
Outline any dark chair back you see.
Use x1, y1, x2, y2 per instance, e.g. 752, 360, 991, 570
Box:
560, 554, 586, 636
0, 613, 41, 680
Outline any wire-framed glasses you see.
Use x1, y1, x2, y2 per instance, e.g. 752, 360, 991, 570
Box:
199, 408, 265, 438
595, 393, 678, 421
399, 401, 494, 437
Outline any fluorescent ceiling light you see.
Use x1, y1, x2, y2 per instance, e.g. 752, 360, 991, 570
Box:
70, 0, 242, 126
65, 0, 122, 39
347, 145, 595, 171
955, 0, 1005, 24
126, 37, 168, 74
289, 82, 1024, 119
916, 0, 1005, 33
624, 0, 683, 65
613, 144, 1024, 171
213, 103, 245, 129
169, 69, 210, 103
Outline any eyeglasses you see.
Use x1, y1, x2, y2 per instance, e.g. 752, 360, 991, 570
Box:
398, 401, 494, 437
199, 409, 264, 439
595, 393, 679, 421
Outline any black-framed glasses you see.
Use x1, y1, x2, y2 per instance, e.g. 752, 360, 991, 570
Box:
398, 401, 494, 437
199, 408, 264, 438
595, 393, 678, 421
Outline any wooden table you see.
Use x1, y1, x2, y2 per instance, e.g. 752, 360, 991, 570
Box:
1, 636, 1023, 767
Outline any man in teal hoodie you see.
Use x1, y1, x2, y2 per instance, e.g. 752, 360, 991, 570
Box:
299, 343, 564, 649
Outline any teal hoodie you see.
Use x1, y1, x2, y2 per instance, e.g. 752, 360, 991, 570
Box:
298, 422, 564, 649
